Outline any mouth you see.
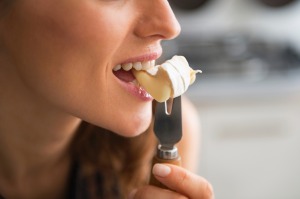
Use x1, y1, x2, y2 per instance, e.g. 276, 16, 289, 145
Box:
112, 59, 157, 100
113, 60, 156, 83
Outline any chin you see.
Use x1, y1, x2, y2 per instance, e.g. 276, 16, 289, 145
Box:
117, 122, 151, 138
83, 101, 153, 137
110, 103, 153, 137
111, 115, 152, 138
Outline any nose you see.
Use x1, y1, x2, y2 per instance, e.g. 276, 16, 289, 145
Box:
134, 0, 181, 40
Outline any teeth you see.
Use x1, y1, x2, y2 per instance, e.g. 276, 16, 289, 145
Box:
113, 64, 121, 71
150, 60, 155, 67
113, 60, 156, 71
122, 63, 133, 71
133, 62, 142, 70
141, 61, 151, 70
146, 66, 159, 76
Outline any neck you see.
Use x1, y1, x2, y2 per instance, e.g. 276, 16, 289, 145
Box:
0, 59, 82, 198
0, 103, 81, 179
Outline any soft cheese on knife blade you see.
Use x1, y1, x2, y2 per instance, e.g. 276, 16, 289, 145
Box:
132, 56, 201, 102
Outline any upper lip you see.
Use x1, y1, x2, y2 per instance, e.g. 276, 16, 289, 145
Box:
115, 50, 162, 66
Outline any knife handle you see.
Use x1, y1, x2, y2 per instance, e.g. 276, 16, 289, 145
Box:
149, 155, 181, 189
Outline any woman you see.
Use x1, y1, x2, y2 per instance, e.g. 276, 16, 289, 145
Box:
0, 0, 213, 198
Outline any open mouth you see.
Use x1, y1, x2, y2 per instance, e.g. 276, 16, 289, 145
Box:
112, 60, 156, 84
112, 60, 157, 100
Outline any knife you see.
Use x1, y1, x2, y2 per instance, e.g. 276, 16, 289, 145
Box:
149, 96, 182, 188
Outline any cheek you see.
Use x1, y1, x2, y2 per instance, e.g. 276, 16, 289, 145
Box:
4, 1, 152, 135
5, 0, 123, 66
1, 4, 105, 117
4, 1, 120, 96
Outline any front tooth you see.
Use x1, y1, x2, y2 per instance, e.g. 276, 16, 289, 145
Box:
113, 64, 121, 71
133, 62, 142, 70
122, 63, 133, 71
141, 61, 151, 70
150, 60, 155, 67
145, 66, 158, 76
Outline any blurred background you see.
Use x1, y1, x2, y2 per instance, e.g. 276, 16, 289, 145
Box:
163, 0, 300, 198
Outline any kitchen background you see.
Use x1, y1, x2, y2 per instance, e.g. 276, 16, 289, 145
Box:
163, 0, 300, 198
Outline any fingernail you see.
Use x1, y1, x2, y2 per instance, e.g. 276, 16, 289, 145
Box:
152, 164, 171, 177
128, 189, 137, 199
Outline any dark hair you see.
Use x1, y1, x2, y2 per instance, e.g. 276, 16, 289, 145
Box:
0, 0, 14, 17
70, 121, 156, 198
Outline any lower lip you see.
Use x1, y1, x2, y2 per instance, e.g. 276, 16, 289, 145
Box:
117, 78, 153, 101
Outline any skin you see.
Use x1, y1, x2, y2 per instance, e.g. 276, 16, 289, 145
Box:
0, 0, 213, 198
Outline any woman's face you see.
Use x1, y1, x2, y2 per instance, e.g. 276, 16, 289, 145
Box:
0, 0, 180, 136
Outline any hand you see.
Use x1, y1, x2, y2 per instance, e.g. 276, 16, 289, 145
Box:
128, 163, 214, 199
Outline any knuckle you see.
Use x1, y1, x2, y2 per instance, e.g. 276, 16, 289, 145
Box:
176, 169, 189, 188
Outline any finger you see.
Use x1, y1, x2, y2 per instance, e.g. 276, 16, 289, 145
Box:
128, 185, 188, 199
152, 163, 214, 199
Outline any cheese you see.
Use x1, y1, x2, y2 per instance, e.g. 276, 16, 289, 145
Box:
132, 55, 201, 102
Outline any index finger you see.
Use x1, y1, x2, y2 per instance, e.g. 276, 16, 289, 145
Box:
152, 163, 214, 199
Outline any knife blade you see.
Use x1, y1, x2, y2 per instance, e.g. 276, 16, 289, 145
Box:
149, 96, 182, 188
